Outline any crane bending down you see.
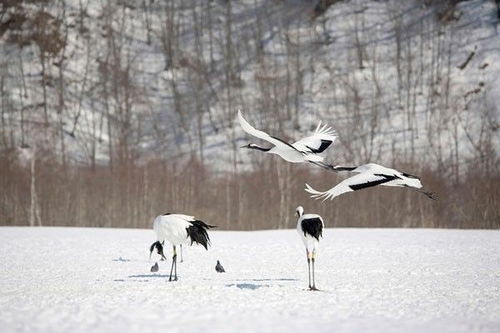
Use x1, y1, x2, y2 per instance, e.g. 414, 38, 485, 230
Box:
150, 213, 216, 281
305, 163, 436, 201
296, 206, 324, 291
149, 243, 184, 263
238, 110, 337, 170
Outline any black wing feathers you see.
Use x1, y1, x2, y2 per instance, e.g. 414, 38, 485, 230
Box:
186, 220, 216, 250
306, 139, 333, 154
301, 217, 323, 240
349, 174, 398, 191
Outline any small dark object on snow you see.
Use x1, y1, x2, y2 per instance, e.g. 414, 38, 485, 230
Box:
151, 262, 159, 272
215, 260, 225, 273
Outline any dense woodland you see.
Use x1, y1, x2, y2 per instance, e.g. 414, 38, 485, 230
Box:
0, 0, 498, 229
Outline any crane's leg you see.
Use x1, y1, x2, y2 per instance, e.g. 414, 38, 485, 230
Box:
414, 188, 437, 200
180, 244, 184, 263
306, 249, 312, 290
169, 246, 178, 282
403, 185, 437, 200
311, 249, 318, 291
173, 245, 178, 281
309, 161, 336, 172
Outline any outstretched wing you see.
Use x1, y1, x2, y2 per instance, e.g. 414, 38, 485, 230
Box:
238, 110, 298, 151
292, 121, 337, 154
305, 173, 397, 201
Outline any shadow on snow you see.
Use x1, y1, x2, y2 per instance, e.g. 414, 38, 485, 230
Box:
225, 283, 269, 290
128, 274, 170, 278
112, 257, 131, 262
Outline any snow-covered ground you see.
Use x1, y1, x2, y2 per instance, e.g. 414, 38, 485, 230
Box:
1, 227, 499, 333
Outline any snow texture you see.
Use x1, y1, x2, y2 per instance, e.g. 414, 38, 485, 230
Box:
2, 0, 499, 172
1, 227, 499, 332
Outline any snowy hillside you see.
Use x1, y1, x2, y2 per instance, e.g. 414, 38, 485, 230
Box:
1, 0, 499, 173
1, 227, 499, 332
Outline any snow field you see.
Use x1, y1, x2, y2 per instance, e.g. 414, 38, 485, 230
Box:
0, 227, 499, 332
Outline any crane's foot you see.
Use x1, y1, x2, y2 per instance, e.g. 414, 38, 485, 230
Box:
309, 286, 320, 291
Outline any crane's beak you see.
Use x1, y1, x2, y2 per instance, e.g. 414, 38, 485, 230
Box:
240, 145, 249, 149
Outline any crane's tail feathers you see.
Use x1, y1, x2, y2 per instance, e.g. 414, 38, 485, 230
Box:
186, 220, 215, 250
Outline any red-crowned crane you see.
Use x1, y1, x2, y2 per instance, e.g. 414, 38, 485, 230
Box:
296, 206, 324, 291
306, 163, 436, 201
238, 110, 338, 171
149, 213, 216, 281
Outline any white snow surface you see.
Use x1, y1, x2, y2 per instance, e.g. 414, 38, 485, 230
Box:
1, 227, 499, 333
